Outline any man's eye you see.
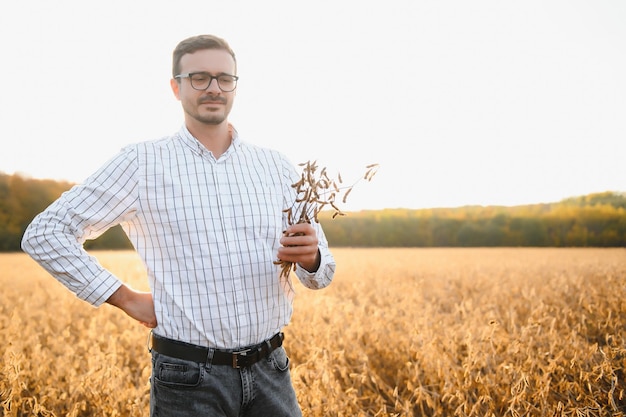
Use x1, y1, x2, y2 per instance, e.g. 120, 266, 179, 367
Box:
192, 74, 209, 82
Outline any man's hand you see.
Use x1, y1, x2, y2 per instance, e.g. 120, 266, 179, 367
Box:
277, 223, 321, 272
106, 285, 157, 328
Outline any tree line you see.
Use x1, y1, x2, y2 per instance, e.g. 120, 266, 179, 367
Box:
1, 173, 624, 251
319, 196, 626, 247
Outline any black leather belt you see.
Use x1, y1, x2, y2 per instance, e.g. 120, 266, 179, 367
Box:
150, 332, 284, 368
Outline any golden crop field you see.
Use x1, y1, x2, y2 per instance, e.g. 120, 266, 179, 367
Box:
1, 248, 626, 416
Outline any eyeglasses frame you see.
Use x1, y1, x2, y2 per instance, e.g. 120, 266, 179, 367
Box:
174, 72, 239, 92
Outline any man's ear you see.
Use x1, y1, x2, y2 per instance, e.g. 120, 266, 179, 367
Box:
170, 78, 181, 100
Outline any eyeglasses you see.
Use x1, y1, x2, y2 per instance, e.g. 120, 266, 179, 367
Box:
175, 72, 239, 92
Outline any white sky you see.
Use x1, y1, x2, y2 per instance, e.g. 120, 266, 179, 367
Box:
0, 1, 624, 210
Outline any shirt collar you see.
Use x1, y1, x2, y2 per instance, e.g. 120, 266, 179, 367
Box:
178, 124, 241, 158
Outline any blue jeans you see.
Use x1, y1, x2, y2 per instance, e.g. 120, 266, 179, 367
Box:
150, 346, 303, 417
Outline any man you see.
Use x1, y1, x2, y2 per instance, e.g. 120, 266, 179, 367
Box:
21, 34, 335, 416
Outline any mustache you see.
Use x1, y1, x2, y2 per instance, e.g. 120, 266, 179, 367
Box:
199, 95, 227, 104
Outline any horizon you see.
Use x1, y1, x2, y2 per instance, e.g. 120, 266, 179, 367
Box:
2, 169, 622, 212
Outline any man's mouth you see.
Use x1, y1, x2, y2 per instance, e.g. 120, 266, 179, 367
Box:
199, 96, 226, 105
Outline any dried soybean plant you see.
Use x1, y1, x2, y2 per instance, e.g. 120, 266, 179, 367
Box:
275, 160, 379, 277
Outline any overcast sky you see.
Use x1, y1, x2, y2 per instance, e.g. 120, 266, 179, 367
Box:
1, 0, 624, 210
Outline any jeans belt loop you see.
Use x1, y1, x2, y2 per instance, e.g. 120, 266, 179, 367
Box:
205, 347, 215, 368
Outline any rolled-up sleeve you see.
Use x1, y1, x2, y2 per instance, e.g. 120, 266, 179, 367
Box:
21, 148, 139, 307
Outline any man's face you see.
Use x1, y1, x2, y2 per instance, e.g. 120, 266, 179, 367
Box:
171, 49, 237, 126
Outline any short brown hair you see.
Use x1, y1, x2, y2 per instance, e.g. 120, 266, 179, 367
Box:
172, 34, 237, 78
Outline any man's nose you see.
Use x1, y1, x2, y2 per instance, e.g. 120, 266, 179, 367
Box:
206, 78, 221, 93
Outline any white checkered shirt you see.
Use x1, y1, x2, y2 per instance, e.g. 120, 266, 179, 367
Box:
22, 126, 336, 349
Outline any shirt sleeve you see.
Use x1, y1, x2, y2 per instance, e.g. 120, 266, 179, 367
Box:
294, 221, 336, 289
21, 147, 139, 307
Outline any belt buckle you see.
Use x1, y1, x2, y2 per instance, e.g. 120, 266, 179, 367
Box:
232, 348, 251, 369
